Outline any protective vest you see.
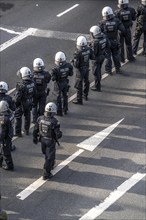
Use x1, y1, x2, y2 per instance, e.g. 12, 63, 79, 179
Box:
22, 82, 35, 107
119, 9, 132, 27
34, 73, 45, 86
104, 20, 118, 39
92, 36, 107, 59
57, 66, 70, 82
74, 47, 91, 68
39, 119, 54, 138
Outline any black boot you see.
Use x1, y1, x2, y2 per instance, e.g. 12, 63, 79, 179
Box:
72, 100, 83, 105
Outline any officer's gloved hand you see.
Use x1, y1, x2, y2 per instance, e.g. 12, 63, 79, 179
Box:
46, 88, 50, 96
33, 138, 38, 145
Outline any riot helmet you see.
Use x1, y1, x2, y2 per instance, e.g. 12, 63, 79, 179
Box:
76, 35, 87, 50
102, 6, 114, 20
17, 67, 32, 80
45, 102, 57, 116
33, 58, 45, 72
90, 25, 101, 38
118, 0, 129, 8
141, 0, 146, 5
55, 51, 66, 66
0, 81, 8, 94
0, 100, 9, 113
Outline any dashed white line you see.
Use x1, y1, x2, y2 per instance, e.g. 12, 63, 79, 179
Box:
79, 172, 146, 220
57, 4, 79, 17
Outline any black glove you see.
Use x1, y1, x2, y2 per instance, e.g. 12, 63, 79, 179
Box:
46, 88, 50, 96
33, 138, 38, 145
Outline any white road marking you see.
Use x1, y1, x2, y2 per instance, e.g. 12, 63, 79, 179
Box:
0, 27, 21, 35
16, 149, 84, 200
16, 118, 124, 200
77, 118, 124, 151
56, 4, 79, 17
0, 28, 37, 52
79, 172, 146, 220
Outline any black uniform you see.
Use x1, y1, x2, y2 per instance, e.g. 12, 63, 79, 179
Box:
115, 6, 136, 62
33, 114, 62, 179
72, 46, 92, 103
51, 63, 73, 115
14, 79, 35, 136
32, 70, 51, 123
0, 93, 16, 112
133, 3, 146, 56
0, 112, 14, 170
90, 33, 109, 91
99, 16, 125, 74
0, 93, 16, 151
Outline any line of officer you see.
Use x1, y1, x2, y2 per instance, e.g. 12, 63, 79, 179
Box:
0, 100, 14, 171
72, 36, 92, 104
33, 102, 62, 180
32, 58, 51, 123
99, 6, 126, 75
115, 0, 136, 63
89, 25, 109, 92
0, 81, 16, 151
133, 0, 146, 56
51, 51, 73, 116
14, 67, 36, 137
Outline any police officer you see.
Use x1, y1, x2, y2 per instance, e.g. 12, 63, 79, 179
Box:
14, 67, 36, 136
0, 100, 14, 171
0, 81, 16, 151
33, 102, 62, 180
133, 0, 146, 56
89, 25, 109, 91
99, 6, 126, 75
51, 51, 73, 116
32, 58, 51, 123
0, 81, 16, 112
72, 36, 92, 104
115, 0, 136, 63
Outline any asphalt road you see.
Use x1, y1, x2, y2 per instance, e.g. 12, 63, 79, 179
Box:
0, 1, 146, 220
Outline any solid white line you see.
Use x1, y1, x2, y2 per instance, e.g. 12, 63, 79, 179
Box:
57, 4, 79, 17
79, 172, 146, 220
16, 149, 84, 200
0, 28, 37, 52
77, 118, 124, 151
0, 27, 21, 35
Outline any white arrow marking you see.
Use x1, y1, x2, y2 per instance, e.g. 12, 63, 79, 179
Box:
0, 28, 37, 52
16, 149, 84, 200
77, 118, 124, 151
79, 172, 146, 220
16, 118, 124, 200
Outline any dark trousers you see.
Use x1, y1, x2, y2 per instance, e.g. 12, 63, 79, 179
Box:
75, 68, 90, 101
56, 86, 68, 114
105, 39, 121, 73
41, 137, 56, 177
120, 28, 134, 61
32, 93, 47, 122
91, 57, 104, 90
133, 28, 146, 55
0, 138, 14, 168
15, 107, 31, 134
